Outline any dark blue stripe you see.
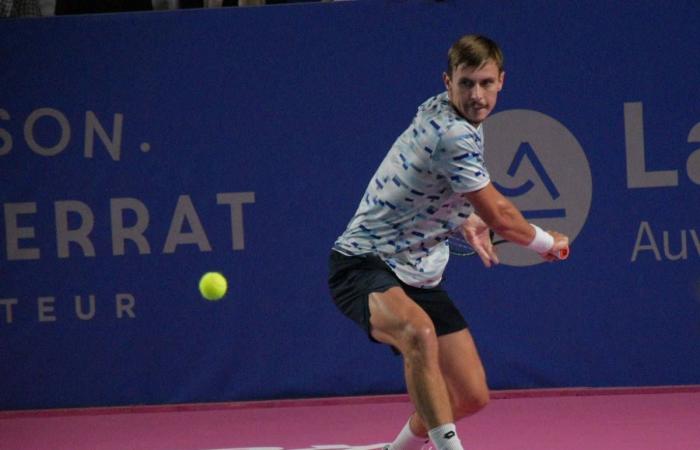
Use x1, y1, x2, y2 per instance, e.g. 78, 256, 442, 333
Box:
453, 151, 479, 161
523, 209, 567, 219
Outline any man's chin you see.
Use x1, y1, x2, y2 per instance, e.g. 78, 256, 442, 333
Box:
466, 112, 487, 126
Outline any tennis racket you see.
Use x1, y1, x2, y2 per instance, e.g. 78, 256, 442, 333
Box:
447, 230, 506, 256
556, 246, 570, 259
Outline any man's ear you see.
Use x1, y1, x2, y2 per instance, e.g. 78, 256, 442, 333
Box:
498, 70, 505, 91
442, 72, 451, 90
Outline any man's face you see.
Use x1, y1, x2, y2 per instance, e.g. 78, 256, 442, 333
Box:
443, 60, 504, 126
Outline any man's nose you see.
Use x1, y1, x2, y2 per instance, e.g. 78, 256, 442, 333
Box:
470, 84, 483, 101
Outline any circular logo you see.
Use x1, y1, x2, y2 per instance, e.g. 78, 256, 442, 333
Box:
484, 109, 592, 267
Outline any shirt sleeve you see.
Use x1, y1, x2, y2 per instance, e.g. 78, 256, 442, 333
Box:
434, 124, 491, 193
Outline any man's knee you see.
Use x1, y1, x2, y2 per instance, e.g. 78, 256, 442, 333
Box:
398, 320, 439, 358
454, 387, 490, 418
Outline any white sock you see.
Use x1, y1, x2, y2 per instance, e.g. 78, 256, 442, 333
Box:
388, 416, 429, 450
428, 423, 463, 450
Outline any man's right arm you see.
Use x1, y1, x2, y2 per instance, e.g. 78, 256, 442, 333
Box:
464, 182, 569, 255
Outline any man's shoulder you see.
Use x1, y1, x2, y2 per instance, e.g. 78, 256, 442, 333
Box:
415, 92, 471, 134
417, 92, 451, 117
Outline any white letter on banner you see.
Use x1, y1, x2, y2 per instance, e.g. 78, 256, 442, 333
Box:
84, 111, 123, 161
624, 102, 678, 188
687, 122, 700, 185
691, 230, 700, 256
25, 108, 71, 157
0, 299, 18, 324
217, 192, 255, 250
4, 202, 40, 260
75, 295, 96, 320
38, 297, 57, 322
163, 195, 212, 254
55, 200, 96, 258
0, 108, 12, 156
631, 221, 661, 262
111, 198, 151, 256
663, 230, 687, 261
116, 294, 135, 319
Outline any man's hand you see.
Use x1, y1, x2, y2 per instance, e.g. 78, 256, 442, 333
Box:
540, 231, 570, 262
460, 213, 500, 268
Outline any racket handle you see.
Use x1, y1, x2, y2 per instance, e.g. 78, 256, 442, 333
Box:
557, 246, 570, 260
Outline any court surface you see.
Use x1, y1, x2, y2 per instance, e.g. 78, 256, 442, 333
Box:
2, 386, 699, 450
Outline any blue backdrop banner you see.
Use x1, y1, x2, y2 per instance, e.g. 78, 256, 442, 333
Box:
1, 0, 699, 410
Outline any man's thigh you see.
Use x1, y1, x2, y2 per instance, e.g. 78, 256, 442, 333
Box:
368, 286, 433, 348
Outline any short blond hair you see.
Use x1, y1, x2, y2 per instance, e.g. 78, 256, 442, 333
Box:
447, 34, 504, 76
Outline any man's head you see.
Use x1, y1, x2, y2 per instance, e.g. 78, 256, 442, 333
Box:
443, 35, 505, 126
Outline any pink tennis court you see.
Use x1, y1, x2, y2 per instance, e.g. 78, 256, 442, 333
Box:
3, 386, 698, 450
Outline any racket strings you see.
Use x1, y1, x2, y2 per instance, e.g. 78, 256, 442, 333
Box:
448, 230, 506, 256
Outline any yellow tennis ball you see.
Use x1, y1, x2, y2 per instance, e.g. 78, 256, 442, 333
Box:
199, 272, 227, 301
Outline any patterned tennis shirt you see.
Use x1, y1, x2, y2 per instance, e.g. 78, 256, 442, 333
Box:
333, 91, 491, 287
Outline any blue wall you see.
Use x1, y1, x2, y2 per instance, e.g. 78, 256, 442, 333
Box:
1, 0, 699, 410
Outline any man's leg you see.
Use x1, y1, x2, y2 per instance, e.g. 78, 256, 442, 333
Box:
406, 329, 490, 437
368, 287, 461, 449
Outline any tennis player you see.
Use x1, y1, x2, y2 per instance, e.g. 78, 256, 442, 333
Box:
328, 35, 569, 450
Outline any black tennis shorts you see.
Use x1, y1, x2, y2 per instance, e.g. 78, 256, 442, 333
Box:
327, 250, 468, 346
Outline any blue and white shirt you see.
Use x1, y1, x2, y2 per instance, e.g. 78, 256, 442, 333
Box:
333, 92, 491, 287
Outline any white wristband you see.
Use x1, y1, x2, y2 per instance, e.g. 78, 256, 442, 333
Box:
525, 224, 554, 253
